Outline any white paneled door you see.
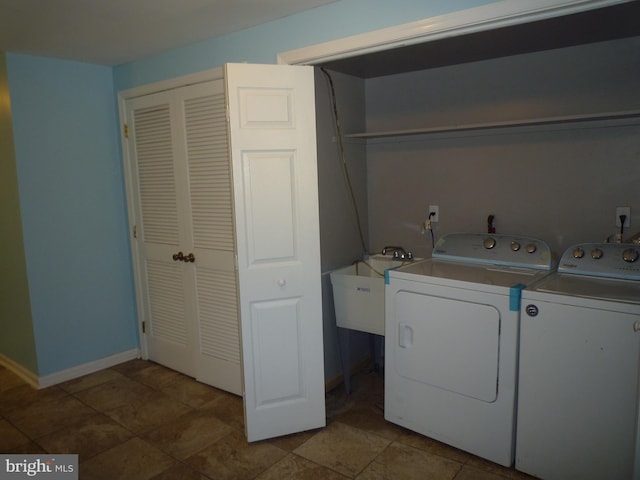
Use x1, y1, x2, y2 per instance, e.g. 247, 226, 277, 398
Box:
123, 63, 325, 442
125, 79, 242, 395
226, 63, 325, 441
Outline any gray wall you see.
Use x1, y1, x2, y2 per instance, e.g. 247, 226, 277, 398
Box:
364, 37, 640, 260
315, 69, 372, 384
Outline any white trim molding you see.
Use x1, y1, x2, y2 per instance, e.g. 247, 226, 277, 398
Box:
278, 0, 631, 66
38, 349, 141, 388
0, 349, 141, 389
0, 354, 39, 389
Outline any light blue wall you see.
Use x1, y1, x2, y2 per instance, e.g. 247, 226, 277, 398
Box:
3, 0, 498, 379
7, 53, 138, 376
0, 53, 38, 374
114, 0, 494, 90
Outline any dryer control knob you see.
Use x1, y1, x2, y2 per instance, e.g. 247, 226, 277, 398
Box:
511, 241, 521, 252
573, 247, 585, 259
623, 248, 639, 263
525, 243, 537, 253
591, 248, 604, 260
483, 237, 496, 249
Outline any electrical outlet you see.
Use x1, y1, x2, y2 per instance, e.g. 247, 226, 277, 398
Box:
429, 205, 439, 223
616, 206, 630, 227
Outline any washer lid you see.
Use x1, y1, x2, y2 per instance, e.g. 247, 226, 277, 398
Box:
531, 273, 640, 304
391, 258, 551, 289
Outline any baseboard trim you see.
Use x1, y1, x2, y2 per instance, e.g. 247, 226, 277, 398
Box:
37, 349, 141, 388
0, 354, 40, 389
0, 349, 141, 390
324, 355, 372, 392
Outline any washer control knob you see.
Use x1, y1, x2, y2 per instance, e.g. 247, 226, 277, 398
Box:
525, 243, 537, 254
483, 237, 496, 249
511, 241, 521, 252
573, 247, 585, 259
623, 248, 639, 263
591, 248, 604, 260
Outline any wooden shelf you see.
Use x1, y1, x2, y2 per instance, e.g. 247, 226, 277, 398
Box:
345, 110, 640, 139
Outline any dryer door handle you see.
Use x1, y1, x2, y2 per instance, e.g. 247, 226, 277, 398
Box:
399, 323, 413, 348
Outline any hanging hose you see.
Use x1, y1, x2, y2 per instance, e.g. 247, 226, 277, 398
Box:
320, 67, 369, 257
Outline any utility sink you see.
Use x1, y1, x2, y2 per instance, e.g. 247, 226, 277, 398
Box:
330, 254, 414, 336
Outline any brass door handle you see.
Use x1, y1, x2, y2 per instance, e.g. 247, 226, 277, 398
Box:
172, 251, 184, 261
184, 253, 195, 263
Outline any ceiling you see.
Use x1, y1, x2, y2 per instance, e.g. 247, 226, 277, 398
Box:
0, 0, 338, 66
319, 1, 640, 78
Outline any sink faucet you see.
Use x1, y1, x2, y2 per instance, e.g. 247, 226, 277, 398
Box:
381, 246, 413, 260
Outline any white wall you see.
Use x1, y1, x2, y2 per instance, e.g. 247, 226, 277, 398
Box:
364, 37, 640, 259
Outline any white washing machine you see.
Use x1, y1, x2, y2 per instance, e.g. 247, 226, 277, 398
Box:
385, 233, 554, 467
516, 242, 640, 480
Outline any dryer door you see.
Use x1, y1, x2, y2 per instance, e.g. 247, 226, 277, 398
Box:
394, 291, 500, 402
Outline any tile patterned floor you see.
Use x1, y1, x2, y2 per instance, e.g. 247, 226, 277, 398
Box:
0, 360, 537, 479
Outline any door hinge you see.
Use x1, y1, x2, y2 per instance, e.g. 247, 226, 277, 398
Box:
133, 225, 137, 239
142, 321, 146, 334
124, 124, 129, 139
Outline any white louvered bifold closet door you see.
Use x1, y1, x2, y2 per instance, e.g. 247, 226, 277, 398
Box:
126, 79, 241, 394
179, 81, 241, 394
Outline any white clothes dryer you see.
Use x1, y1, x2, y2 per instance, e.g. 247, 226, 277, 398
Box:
516, 242, 640, 480
384, 233, 554, 467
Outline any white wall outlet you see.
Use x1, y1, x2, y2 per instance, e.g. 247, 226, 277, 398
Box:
616, 206, 630, 227
429, 205, 439, 223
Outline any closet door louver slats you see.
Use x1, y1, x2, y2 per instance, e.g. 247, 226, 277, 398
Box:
197, 270, 240, 363
185, 94, 234, 251
183, 89, 241, 379
146, 261, 188, 345
134, 105, 179, 246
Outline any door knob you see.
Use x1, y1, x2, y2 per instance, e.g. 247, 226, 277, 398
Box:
172, 251, 184, 261
184, 253, 195, 263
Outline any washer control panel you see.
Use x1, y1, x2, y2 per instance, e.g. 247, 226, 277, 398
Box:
432, 233, 553, 270
559, 243, 640, 280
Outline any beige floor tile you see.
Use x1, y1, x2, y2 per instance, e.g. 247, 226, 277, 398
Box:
0, 367, 26, 392
332, 404, 404, 441
144, 409, 234, 460
4, 392, 97, 438
58, 368, 126, 394
257, 453, 349, 480
267, 429, 319, 452
126, 361, 184, 388
0, 418, 30, 451
151, 462, 211, 480
293, 421, 390, 477
356, 441, 463, 480
454, 465, 513, 480
157, 374, 226, 408
109, 358, 155, 377
35, 413, 134, 461
200, 391, 245, 431
466, 456, 537, 480
73, 375, 157, 412
186, 430, 287, 480
394, 429, 472, 464
0, 384, 66, 414
3, 440, 47, 454
104, 391, 192, 434
80, 437, 176, 480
